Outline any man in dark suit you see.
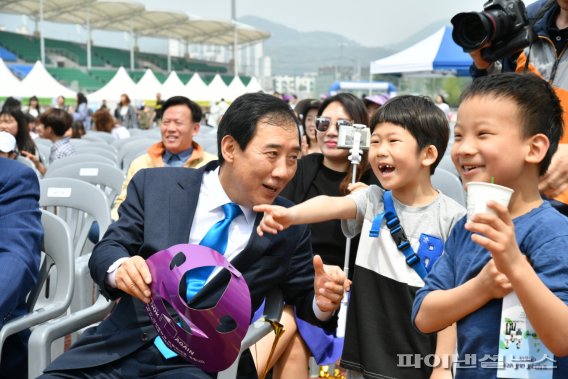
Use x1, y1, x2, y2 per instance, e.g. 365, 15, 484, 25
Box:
0, 157, 43, 379
41, 92, 347, 378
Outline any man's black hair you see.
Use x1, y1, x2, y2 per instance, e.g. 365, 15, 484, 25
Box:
162, 96, 203, 123
216, 92, 299, 165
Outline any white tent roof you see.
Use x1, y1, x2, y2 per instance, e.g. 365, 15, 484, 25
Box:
134, 69, 162, 101
87, 67, 136, 102
16, 61, 76, 98
186, 73, 209, 102
207, 74, 229, 102
0, 58, 22, 97
161, 71, 187, 99
245, 77, 263, 93
225, 76, 247, 101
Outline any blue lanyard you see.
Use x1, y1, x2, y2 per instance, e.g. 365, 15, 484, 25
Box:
369, 191, 428, 280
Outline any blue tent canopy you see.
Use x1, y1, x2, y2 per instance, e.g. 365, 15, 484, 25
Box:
370, 26, 473, 76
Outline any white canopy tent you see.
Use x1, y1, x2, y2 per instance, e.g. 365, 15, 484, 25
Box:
160, 71, 187, 99
370, 26, 473, 76
16, 61, 76, 98
225, 76, 246, 101
87, 66, 136, 103
245, 77, 263, 93
206, 74, 229, 102
0, 58, 22, 97
134, 69, 162, 101
186, 73, 209, 102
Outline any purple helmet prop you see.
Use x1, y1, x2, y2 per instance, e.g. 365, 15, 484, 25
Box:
144, 244, 251, 372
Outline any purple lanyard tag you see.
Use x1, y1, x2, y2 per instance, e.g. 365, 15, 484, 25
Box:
144, 243, 251, 372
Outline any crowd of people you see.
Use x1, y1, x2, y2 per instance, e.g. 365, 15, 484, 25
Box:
1, 1, 567, 377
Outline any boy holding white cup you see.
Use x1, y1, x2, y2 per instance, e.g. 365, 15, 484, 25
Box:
413, 73, 568, 378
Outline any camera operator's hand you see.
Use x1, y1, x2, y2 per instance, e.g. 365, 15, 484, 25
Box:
539, 144, 568, 198
469, 48, 493, 70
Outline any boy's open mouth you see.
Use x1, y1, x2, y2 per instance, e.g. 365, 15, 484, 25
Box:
462, 165, 481, 173
378, 164, 395, 174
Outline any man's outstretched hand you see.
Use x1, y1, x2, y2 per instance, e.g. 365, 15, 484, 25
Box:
313, 255, 350, 313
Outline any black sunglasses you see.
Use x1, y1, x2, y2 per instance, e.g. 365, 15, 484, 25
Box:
315, 117, 353, 132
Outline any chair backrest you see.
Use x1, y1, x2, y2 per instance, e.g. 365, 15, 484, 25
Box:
0, 211, 74, 364
431, 168, 466, 206
71, 140, 118, 153
39, 177, 111, 259
117, 138, 157, 166
74, 147, 119, 164
16, 155, 40, 176
46, 153, 119, 173
438, 155, 459, 177
121, 147, 149, 172
44, 162, 125, 208
85, 131, 116, 144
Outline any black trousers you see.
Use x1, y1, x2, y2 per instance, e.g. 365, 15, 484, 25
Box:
39, 343, 258, 379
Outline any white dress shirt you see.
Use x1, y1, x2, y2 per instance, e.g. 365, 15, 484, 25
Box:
106, 167, 331, 320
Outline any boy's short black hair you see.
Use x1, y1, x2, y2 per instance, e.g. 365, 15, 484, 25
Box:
370, 95, 449, 174
39, 108, 73, 136
460, 73, 563, 175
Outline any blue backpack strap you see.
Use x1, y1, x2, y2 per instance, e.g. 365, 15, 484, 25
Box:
369, 191, 428, 280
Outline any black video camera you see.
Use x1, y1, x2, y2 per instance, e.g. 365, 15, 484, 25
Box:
451, 0, 535, 62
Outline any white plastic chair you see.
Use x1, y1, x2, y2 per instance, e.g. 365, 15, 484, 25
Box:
46, 153, 119, 172
74, 147, 119, 164
44, 161, 125, 208
85, 131, 116, 144
0, 211, 74, 367
27, 288, 283, 379
432, 168, 466, 206
39, 178, 111, 313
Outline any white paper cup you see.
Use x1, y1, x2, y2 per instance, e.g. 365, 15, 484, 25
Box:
466, 182, 514, 221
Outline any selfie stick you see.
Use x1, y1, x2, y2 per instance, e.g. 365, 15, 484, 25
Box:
336, 124, 366, 338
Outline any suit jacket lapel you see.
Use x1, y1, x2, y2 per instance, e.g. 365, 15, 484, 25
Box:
168, 167, 204, 247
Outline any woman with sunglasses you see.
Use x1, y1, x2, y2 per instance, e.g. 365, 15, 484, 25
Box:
252, 93, 372, 378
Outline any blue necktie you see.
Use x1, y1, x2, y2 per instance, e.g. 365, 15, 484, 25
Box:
185, 202, 242, 301
154, 202, 242, 359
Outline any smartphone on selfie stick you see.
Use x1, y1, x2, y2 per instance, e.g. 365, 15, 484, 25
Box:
336, 123, 369, 339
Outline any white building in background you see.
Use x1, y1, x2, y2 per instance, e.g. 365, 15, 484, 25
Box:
272, 75, 315, 99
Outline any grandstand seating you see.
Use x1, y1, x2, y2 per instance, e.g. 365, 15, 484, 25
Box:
0, 46, 17, 61
0, 30, 234, 93
47, 67, 104, 92
0, 31, 50, 64
45, 39, 107, 67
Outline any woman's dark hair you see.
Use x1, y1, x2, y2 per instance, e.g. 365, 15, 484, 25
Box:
71, 121, 86, 138
0, 108, 36, 155
92, 108, 116, 133
77, 92, 87, 105
120, 93, 131, 106
301, 99, 320, 147
317, 93, 369, 194
28, 96, 40, 110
